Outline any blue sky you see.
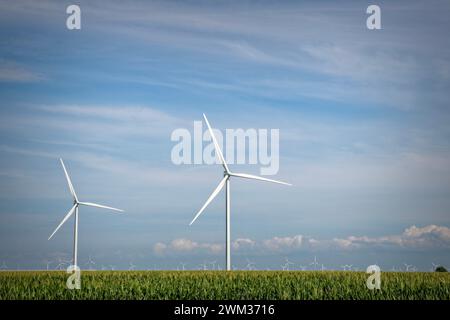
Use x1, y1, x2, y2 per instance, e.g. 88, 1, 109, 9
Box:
1, 0, 450, 271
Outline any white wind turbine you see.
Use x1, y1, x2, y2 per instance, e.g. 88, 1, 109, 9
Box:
45, 260, 52, 271
404, 263, 413, 272
189, 114, 291, 271
284, 258, 294, 271
48, 158, 124, 268
310, 256, 319, 270
431, 262, 438, 272
55, 257, 70, 270
246, 259, 256, 271
86, 255, 96, 271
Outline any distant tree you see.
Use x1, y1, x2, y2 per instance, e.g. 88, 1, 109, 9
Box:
435, 266, 448, 272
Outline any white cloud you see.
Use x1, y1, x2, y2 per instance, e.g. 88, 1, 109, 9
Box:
154, 225, 450, 256
232, 238, 256, 250
263, 235, 303, 251
334, 225, 450, 250
154, 238, 223, 255
153, 242, 167, 254
39, 105, 181, 125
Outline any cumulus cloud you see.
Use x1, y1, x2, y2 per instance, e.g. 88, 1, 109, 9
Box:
232, 238, 256, 250
154, 238, 223, 255
333, 225, 450, 250
263, 235, 303, 251
154, 225, 450, 255
153, 242, 167, 254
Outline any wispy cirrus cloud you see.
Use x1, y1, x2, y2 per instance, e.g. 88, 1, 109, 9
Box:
0, 61, 43, 82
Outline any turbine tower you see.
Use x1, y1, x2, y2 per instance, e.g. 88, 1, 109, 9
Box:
48, 158, 124, 268
189, 114, 291, 271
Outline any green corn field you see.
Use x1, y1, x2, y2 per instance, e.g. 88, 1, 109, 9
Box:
0, 271, 449, 300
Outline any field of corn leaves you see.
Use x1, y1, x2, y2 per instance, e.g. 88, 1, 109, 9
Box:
1, 271, 449, 300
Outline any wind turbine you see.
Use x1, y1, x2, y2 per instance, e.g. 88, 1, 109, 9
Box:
48, 158, 124, 268
284, 258, 294, 271
128, 262, 136, 271
86, 255, 96, 271
55, 257, 70, 270
310, 256, 319, 270
45, 260, 52, 271
431, 262, 438, 272
246, 259, 255, 271
189, 114, 291, 271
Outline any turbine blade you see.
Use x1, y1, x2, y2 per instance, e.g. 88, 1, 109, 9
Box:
60, 158, 78, 202
190, 176, 227, 225
203, 114, 230, 173
230, 172, 292, 186
48, 204, 77, 240
78, 202, 124, 213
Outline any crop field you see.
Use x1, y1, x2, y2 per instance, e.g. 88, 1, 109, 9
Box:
1, 271, 449, 300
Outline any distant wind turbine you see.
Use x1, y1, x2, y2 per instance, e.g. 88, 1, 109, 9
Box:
431, 262, 438, 272
55, 257, 70, 270
310, 256, 319, 270
45, 260, 52, 271
86, 255, 96, 271
284, 258, 294, 271
404, 263, 413, 272
189, 114, 291, 271
48, 159, 124, 268
246, 259, 255, 271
